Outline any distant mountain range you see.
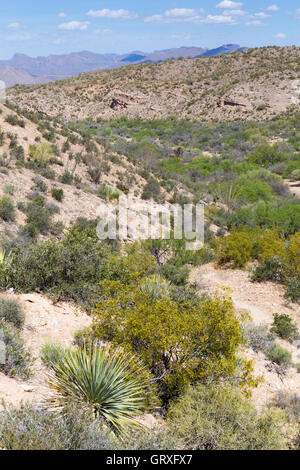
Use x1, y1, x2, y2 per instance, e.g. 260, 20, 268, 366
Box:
0, 44, 247, 87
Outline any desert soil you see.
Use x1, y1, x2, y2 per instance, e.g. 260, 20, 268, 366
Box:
0, 292, 91, 409
190, 263, 300, 407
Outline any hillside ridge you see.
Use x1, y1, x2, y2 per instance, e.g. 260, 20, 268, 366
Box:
7, 46, 300, 123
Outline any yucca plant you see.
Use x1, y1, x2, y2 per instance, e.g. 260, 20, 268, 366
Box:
0, 248, 12, 287
29, 142, 54, 167
0, 248, 12, 266
214, 182, 241, 213
46, 346, 155, 436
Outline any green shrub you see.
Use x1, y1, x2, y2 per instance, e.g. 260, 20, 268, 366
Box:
23, 196, 53, 238
141, 179, 161, 202
290, 169, 300, 180
0, 404, 113, 450
237, 178, 273, 204
271, 391, 300, 422
32, 178, 47, 193
230, 202, 300, 237
51, 188, 64, 202
157, 263, 190, 286
0, 403, 180, 450
40, 342, 70, 368
3, 184, 15, 195
266, 343, 292, 368
39, 167, 56, 180
167, 384, 287, 450
29, 142, 54, 167
270, 313, 299, 342
285, 277, 300, 303
0, 322, 32, 378
0, 297, 25, 329
0, 196, 15, 222
245, 324, 275, 353
3, 219, 118, 309
24, 215, 50, 238
248, 144, 289, 167
251, 257, 284, 283
59, 171, 73, 185
5, 114, 25, 128
97, 185, 120, 202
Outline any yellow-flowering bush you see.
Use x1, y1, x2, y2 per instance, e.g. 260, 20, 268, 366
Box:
255, 230, 284, 262
215, 229, 254, 267
284, 232, 300, 279
92, 279, 258, 401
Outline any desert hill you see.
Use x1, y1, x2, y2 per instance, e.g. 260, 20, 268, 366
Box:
7, 46, 300, 123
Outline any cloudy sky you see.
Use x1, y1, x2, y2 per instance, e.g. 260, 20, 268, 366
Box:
0, 1, 299, 58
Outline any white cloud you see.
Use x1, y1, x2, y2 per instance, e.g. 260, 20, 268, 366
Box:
86, 9, 139, 20
7, 22, 20, 30
58, 21, 90, 31
145, 8, 237, 25
216, 1, 243, 9
165, 8, 201, 18
144, 13, 203, 24
144, 15, 164, 23
275, 33, 286, 38
254, 12, 270, 18
58, 13, 67, 18
204, 14, 236, 24
296, 9, 300, 19
266, 4, 279, 11
246, 19, 266, 27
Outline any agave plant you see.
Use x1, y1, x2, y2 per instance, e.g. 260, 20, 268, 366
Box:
46, 346, 155, 436
139, 275, 171, 300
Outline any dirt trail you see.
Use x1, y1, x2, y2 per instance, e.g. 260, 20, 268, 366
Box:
0, 292, 91, 409
190, 263, 299, 326
285, 180, 300, 199
190, 264, 300, 406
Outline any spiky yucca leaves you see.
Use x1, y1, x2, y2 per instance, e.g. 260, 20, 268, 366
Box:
0, 248, 12, 287
46, 346, 155, 436
214, 182, 242, 213
0, 248, 12, 267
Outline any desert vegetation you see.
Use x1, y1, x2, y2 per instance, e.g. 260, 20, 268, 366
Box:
0, 48, 299, 450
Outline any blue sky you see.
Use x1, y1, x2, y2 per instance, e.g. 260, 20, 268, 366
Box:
0, 1, 299, 58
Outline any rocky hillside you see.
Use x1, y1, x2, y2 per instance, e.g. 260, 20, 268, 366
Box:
0, 102, 176, 242
7, 46, 300, 122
